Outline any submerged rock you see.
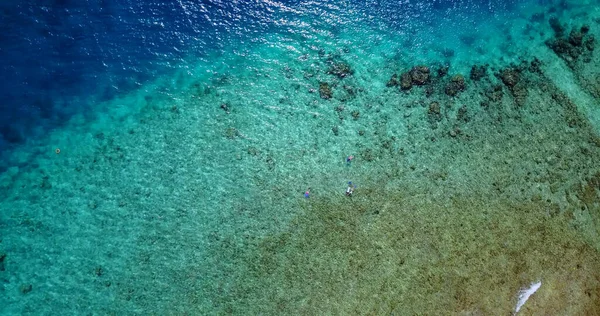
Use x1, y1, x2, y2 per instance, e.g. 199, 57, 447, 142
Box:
428, 101, 441, 115
470, 65, 488, 81
529, 58, 542, 74
20, 284, 32, 294
427, 101, 442, 125
512, 84, 528, 107
331, 125, 339, 136
547, 38, 573, 56
581, 24, 590, 34
496, 65, 530, 106
395, 65, 432, 91
400, 72, 413, 90
585, 35, 595, 52
94, 265, 104, 277
327, 61, 354, 78
569, 29, 584, 47
546, 23, 594, 67
500, 68, 520, 87
457, 105, 469, 122
319, 82, 332, 99
410, 66, 430, 85
485, 84, 504, 103
220, 103, 230, 114
425, 85, 434, 98
0, 252, 5, 271
444, 75, 466, 96
437, 65, 449, 77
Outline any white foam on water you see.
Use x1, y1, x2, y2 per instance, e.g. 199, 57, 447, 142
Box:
514, 280, 542, 314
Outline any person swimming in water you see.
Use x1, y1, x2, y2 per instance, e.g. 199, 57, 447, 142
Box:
346, 181, 355, 197
346, 155, 354, 165
304, 188, 310, 198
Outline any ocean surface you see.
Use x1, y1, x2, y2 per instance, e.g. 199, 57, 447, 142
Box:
1, 0, 599, 314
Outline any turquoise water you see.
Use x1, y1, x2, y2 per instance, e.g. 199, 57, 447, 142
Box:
1, 0, 600, 314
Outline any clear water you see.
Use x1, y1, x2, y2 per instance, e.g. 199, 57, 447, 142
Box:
1, 0, 599, 314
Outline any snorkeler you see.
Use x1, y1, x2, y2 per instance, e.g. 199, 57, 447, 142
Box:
346, 181, 355, 197
346, 155, 354, 165
304, 188, 310, 198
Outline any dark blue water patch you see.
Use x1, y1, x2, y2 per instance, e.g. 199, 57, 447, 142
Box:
0, 0, 290, 153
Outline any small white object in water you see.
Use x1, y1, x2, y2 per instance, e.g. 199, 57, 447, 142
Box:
514, 280, 542, 314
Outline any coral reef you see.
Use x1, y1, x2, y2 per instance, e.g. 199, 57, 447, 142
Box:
327, 61, 354, 78
470, 65, 488, 81
319, 82, 333, 99
445, 75, 466, 96
546, 23, 594, 69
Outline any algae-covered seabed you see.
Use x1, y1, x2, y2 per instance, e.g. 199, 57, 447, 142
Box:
200, 61, 600, 314
1, 2, 600, 315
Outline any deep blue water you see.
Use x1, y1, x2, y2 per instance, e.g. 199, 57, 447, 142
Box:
0, 0, 526, 153
0, 0, 279, 149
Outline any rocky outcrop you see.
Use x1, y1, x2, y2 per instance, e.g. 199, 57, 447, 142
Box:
428, 101, 442, 125
410, 66, 430, 85
327, 61, 354, 78
512, 84, 528, 107
483, 84, 504, 105
388, 66, 431, 91
495, 61, 541, 107
437, 65, 449, 77
445, 75, 466, 96
400, 72, 413, 90
546, 22, 594, 69
500, 68, 520, 88
470, 65, 488, 81
319, 82, 332, 99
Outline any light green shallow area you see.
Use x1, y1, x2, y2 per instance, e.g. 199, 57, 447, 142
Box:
1, 1, 600, 315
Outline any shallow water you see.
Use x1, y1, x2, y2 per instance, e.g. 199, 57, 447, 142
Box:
1, 0, 599, 314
